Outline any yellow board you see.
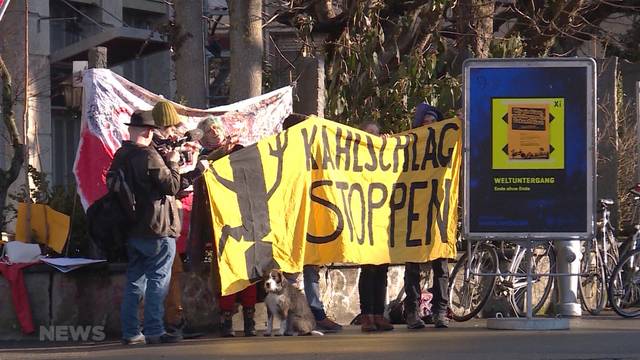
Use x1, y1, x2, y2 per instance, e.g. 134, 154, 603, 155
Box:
15, 203, 71, 253
492, 98, 565, 170
204, 116, 462, 295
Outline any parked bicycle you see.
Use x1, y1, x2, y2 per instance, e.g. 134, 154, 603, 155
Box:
608, 183, 640, 318
448, 240, 556, 321
579, 198, 621, 315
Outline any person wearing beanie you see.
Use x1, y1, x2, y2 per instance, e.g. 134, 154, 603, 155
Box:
412, 102, 444, 128
403, 102, 451, 330
152, 100, 182, 128
149, 100, 203, 340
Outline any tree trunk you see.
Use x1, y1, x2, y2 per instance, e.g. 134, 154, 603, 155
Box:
0, 55, 26, 231
455, 0, 494, 59
174, 0, 207, 108
229, 0, 263, 102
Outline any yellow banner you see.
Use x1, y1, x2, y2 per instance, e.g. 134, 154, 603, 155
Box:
204, 116, 462, 295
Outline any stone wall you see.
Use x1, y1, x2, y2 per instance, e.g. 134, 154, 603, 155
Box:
1, 260, 529, 339
0, 263, 219, 340
0, 262, 409, 339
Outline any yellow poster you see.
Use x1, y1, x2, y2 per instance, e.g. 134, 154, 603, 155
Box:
204, 116, 462, 295
492, 98, 565, 170
15, 203, 71, 253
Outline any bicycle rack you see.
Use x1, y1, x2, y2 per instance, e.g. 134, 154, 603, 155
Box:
466, 238, 572, 330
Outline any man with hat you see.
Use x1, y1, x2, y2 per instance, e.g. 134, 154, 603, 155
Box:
114, 110, 183, 345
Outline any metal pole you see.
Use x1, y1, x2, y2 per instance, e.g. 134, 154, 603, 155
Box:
22, 0, 32, 243
526, 241, 533, 319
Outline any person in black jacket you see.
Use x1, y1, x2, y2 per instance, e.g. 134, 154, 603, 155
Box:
115, 110, 185, 345
403, 102, 450, 329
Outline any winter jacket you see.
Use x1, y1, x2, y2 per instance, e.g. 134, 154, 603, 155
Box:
109, 141, 182, 238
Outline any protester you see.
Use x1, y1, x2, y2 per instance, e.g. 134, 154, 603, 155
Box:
114, 110, 184, 345
150, 100, 191, 337
190, 116, 258, 337
358, 121, 393, 332
302, 265, 343, 332
280, 113, 343, 333
403, 102, 451, 329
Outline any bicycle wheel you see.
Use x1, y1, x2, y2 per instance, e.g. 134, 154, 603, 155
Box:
608, 249, 640, 318
508, 243, 556, 316
579, 247, 607, 315
448, 243, 498, 322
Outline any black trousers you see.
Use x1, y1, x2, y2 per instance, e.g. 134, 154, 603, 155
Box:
358, 264, 389, 315
404, 258, 449, 315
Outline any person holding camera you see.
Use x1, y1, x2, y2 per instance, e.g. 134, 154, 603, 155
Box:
150, 100, 207, 339
116, 110, 184, 345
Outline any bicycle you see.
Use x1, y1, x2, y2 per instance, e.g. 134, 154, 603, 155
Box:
608, 183, 640, 318
448, 240, 556, 321
579, 198, 620, 315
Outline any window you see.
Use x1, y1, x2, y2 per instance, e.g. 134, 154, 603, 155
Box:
51, 108, 81, 186
122, 8, 163, 30
49, 0, 101, 52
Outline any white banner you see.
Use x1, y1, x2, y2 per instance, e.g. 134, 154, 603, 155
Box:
74, 68, 293, 209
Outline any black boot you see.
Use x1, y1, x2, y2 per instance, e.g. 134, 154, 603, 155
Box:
221, 311, 235, 337
243, 307, 257, 337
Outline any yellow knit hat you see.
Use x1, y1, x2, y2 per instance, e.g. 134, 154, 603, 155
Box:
152, 100, 181, 127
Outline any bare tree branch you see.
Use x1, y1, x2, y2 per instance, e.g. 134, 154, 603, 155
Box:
0, 54, 27, 230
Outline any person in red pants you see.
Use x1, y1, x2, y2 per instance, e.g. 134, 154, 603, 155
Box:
218, 285, 257, 337
191, 116, 258, 337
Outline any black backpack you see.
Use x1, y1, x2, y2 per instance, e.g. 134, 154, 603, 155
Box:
85, 159, 137, 261
85, 192, 130, 261
105, 167, 137, 220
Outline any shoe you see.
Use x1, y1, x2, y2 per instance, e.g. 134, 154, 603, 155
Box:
167, 319, 205, 339
221, 311, 235, 337
315, 318, 343, 332
405, 309, 426, 329
121, 334, 145, 345
145, 332, 182, 344
166, 318, 185, 337
360, 314, 377, 332
373, 315, 394, 331
243, 307, 257, 337
433, 313, 449, 329
422, 314, 434, 325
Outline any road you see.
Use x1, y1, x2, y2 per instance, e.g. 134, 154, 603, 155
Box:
1, 316, 639, 360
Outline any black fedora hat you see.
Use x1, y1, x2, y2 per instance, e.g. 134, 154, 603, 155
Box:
125, 111, 160, 129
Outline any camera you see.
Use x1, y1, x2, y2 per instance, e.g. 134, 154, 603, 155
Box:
154, 129, 204, 165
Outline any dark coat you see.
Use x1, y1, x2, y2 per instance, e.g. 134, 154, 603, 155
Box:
109, 141, 182, 238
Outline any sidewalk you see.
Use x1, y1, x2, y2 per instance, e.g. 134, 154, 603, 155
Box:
1, 315, 639, 360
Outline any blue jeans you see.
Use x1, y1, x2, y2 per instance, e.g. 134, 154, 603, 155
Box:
303, 265, 326, 321
121, 236, 176, 339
